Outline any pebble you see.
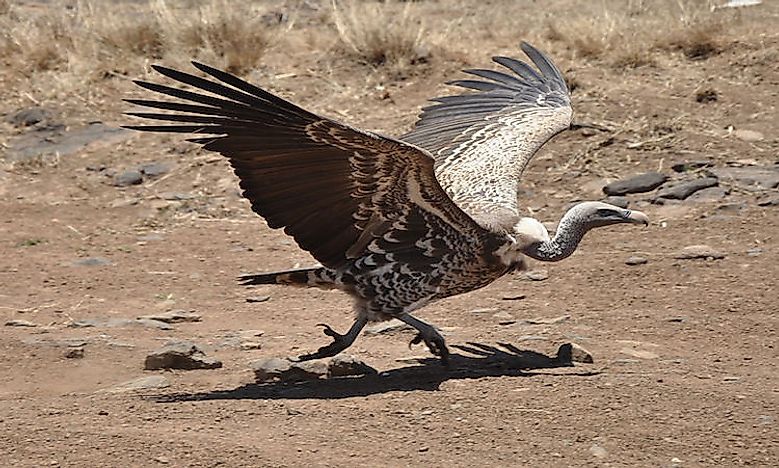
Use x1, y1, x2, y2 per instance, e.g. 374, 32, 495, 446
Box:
64, 347, 85, 359
757, 195, 779, 207
103, 375, 170, 393
114, 170, 143, 187
246, 295, 271, 303
327, 354, 378, 378
603, 172, 668, 196
138, 161, 174, 178
674, 244, 726, 260
524, 315, 570, 325
525, 269, 549, 281
70, 257, 112, 267
5, 319, 38, 327
501, 294, 526, 301
137, 310, 201, 324
70, 318, 172, 330
625, 255, 648, 266
671, 160, 713, 172
144, 341, 222, 370
556, 342, 594, 364
654, 177, 718, 201
746, 247, 762, 257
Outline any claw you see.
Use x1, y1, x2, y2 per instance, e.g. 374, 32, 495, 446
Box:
408, 333, 424, 349
316, 323, 340, 338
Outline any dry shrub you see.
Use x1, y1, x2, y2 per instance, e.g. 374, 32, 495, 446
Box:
332, 0, 430, 75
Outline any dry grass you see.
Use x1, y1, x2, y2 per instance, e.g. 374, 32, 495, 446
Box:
544, 0, 724, 68
332, 0, 432, 76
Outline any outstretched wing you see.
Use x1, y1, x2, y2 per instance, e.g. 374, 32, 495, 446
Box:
401, 42, 573, 231
125, 62, 494, 270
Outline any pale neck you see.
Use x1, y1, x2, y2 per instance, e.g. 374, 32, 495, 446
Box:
521, 210, 588, 262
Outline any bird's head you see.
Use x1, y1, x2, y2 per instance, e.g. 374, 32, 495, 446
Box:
569, 201, 649, 229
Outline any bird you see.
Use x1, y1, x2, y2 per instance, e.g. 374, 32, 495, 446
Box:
125, 42, 648, 364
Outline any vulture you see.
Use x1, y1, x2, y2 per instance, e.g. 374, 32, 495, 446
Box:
125, 43, 648, 364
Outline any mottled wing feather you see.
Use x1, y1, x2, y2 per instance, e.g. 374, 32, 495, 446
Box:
125, 63, 492, 270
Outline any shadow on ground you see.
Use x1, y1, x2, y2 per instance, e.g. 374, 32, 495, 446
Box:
152, 342, 600, 401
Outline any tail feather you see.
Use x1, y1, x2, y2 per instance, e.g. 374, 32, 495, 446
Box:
239, 266, 329, 287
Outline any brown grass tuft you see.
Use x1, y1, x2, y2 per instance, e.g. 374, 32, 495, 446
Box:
332, 0, 432, 76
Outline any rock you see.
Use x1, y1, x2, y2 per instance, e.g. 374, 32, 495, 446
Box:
144, 341, 222, 370
589, 444, 608, 458
70, 257, 112, 267
733, 129, 764, 142
695, 88, 717, 103
104, 375, 170, 393
69, 318, 172, 330
364, 319, 413, 335
757, 195, 779, 207
5, 319, 38, 327
601, 196, 629, 208
716, 203, 746, 214
501, 294, 526, 301
671, 160, 714, 172
625, 255, 648, 266
137, 310, 201, 324
251, 357, 327, 382
114, 169, 143, 187
524, 315, 570, 325
620, 348, 659, 359
525, 269, 549, 281
138, 161, 174, 178
246, 295, 271, 303
6, 122, 133, 162
64, 347, 85, 359
708, 166, 779, 191
746, 247, 762, 257
653, 177, 718, 201
492, 311, 516, 325
556, 343, 594, 364
674, 245, 726, 260
687, 186, 729, 203
240, 341, 263, 350
327, 354, 378, 377
603, 172, 668, 196
5, 107, 50, 127
160, 192, 195, 201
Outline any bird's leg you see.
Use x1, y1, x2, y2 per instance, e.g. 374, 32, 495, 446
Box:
398, 313, 449, 366
296, 316, 368, 361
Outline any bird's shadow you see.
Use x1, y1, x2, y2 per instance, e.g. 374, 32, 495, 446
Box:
152, 342, 600, 402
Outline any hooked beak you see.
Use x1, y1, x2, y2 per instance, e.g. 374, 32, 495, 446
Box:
624, 209, 649, 226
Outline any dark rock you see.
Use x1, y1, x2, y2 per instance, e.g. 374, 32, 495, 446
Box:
6, 122, 132, 162
137, 310, 201, 323
654, 177, 718, 201
5, 319, 38, 327
603, 172, 668, 196
71, 257, 112, 267
695, 88, 717, 103
64, 347, 85, 359
144, 341, 222, 370
556, 343, 594, 364
671, 160, 714, 172
602, 196, 629, 208
5, 107, 50, 127
501, 294, 526, 301
114, 170, 143, 187
139, 161, 174, 178
687, 186, 729, 203
625, 256, 648, 266
708, 166, 779, 191
327, 354, 378, 377
674, 245, 726, 260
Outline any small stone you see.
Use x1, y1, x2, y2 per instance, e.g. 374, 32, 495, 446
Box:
139, 161, 173, 178
71, 257, 112, 267
733, 129, 764, 142
757, 195, 779, 207
716, 202, 745, 214
686, 186, 729, 203
603, 172, 668, 196
524, 315, 570, 325
104, 375, 170, 393
722, 376, 741, 382
695, 88, 717, 103
556, 342, 594, 364
746, 247, 762, 257
470, 307, 498, 314
620, 348, 659, 359
666, 317, 686, 323
364, 319, 413, 335
501, 294, 526, 301
525, 269, 548, 281
144, 341, 222, 370
64, 347, 85, 359
327, 354, 378, 377
601, 196, 629, 208
240, 341, 263, 350
589, 444, 608, 458
114, 170, 143, 187
251, 357, 292, 382
246, 295, 271, 303
137, 310, 201, 324
654, 177, 718, 201
5, 107, 49, 127
154, 456, 170, 464
671, 160, 714, 172
674, 245, 726, 260
625, 255, 648, 265
5, 319, 38, 327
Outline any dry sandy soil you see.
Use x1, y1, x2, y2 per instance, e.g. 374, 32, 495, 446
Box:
1, 0, 777, 466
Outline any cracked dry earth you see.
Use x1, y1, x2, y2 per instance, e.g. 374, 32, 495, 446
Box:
2, 9, 779, 468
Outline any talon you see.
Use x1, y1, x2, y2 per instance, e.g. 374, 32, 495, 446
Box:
317, 323, 340, 338
409, 333, 424, 349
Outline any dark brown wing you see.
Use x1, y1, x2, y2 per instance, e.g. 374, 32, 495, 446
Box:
125, 62, 493, 270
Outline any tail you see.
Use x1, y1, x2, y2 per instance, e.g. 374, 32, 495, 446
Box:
239, 266, 332, 287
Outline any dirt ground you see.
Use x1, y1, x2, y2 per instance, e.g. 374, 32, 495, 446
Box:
1, 1, 778, 467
